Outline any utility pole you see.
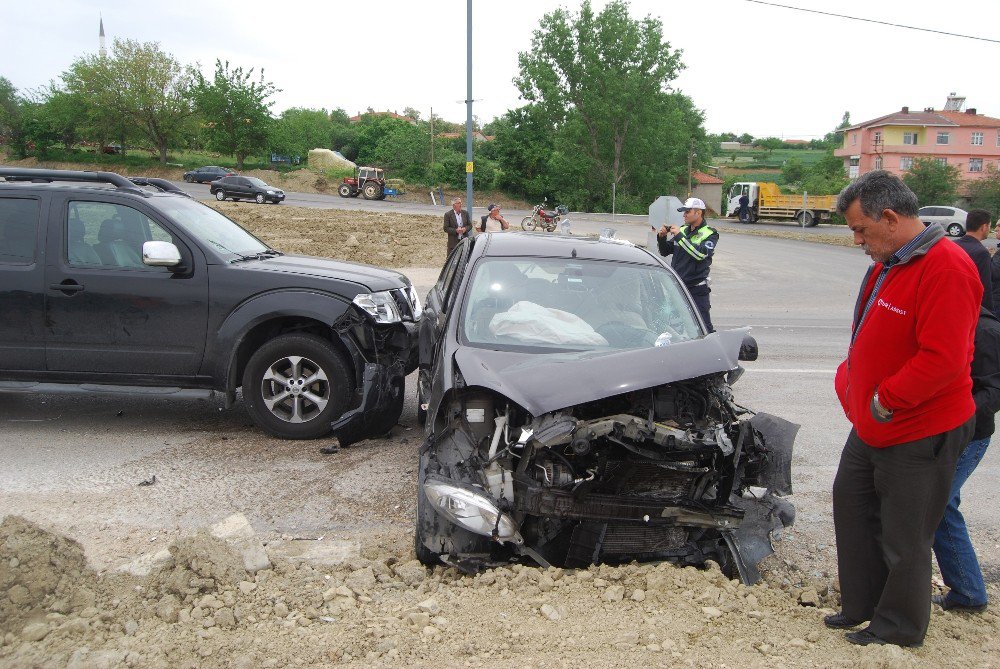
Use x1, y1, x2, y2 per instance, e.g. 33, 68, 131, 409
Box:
687, 138, 695, 197
429, 106, 434, 175
465, 0, 474, 212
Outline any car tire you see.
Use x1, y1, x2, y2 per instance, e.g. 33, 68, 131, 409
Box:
241, 333, 353, 440
184, 174, 194, 183
215, 190, 226, 201
947, 222, 964, 237
255, 193, 266, 204
338, 184, 353, 198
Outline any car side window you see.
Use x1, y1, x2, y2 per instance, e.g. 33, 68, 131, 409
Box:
66, 201, 177, 270
436, 247, 461, 295
0, 197, 40, 265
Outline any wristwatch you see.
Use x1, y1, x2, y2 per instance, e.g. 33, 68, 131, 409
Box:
871, 390, 894, 423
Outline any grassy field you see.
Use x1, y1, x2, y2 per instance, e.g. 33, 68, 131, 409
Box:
714, 147, 827, 170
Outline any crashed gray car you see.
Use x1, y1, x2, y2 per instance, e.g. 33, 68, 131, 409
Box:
414, 232, 796, 584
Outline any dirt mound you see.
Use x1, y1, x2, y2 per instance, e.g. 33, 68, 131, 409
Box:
0, 516, 95, 636
2, 515, 997, 668
210, 202, 448, 267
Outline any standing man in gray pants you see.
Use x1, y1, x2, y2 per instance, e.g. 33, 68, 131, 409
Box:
827, 171, 982, 647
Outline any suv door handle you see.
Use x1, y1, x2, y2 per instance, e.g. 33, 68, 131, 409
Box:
50, 280, 84, 294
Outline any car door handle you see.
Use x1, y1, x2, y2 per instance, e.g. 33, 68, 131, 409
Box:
50, 280, 84, 294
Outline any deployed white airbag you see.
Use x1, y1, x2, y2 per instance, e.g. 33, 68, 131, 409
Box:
489, 301, 608, 346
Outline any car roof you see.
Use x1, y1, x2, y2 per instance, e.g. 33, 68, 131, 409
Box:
474, 231, 661, 264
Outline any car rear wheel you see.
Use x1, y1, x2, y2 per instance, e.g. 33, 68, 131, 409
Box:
255, 193, 266, 204
947, 222, 964, 237
184, 174, 194, 183
338, 184, 353, 198
242, 333, 353, 440
215, 190, 226, 201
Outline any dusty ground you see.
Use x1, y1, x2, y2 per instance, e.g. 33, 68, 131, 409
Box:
2, 205, 998, 668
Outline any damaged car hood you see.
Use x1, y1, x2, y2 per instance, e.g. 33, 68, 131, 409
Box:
453, 328, 749, 416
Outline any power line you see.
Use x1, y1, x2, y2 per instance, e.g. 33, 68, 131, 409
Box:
744, 0, 1000, 44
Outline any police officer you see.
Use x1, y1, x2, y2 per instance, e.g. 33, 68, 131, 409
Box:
656, 197, 719, 332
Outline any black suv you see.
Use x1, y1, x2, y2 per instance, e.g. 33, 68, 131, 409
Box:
0, 168, 419, 441
210, 176, 285, 204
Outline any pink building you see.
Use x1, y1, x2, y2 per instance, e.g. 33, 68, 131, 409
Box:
834, 97, 1000, 191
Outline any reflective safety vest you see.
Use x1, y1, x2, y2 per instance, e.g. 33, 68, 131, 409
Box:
676, 224, 714, 261
656, 223, 719, 287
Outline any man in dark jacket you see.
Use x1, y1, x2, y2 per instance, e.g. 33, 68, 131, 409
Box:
954, 209, 994, 311
827, 171, 981, 648
443, 198, 471, 254
656, 197, 719, 332
990, 217, 1000, 319
932, 306, 1000, 613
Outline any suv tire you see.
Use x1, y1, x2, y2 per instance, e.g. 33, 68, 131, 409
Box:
215, 190, 226, 201
242, 333, 353, 440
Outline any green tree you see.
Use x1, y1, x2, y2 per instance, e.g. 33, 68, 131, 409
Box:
802, 152, 850, 195
64, 40, 194, 162
353, 114, 430, 182
902, 157, 961, 206
736, 133, 754, 145
781, 157, 806, 184
191, 59, 278, 169
752, 136, 783, 156
967, 165, 1000, 220
271, 107, 333, 159
0, 77, 29, 158
482, 104, 556, 202
41, 86, 89, 149
821, 111, 852, 149
515, 0, 689, 211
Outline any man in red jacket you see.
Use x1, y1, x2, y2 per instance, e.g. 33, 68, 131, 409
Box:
826, 171, 981, 647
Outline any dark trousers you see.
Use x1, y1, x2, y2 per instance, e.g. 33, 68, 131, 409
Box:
832, 418, 972, 645
688, 284, 714, 333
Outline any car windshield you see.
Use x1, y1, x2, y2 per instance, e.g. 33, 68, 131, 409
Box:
246, 177, 269, 188
157, 196, 269, 257
461, 257, 703, 351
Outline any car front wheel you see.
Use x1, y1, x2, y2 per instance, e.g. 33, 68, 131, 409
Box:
215, 190, 226, 201
242, 333, 353, 440
255, 193, 266, 204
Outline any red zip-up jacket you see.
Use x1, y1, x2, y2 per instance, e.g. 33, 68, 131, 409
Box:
834, 226, 981, 447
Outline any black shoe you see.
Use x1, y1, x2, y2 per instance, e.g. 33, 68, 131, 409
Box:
823, 612, 864, 629
933, 594, 988, 613
845, 628, 922, 648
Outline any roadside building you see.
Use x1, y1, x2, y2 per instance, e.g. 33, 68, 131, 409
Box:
834, 95, 1000, 193
691, 170, 724, 216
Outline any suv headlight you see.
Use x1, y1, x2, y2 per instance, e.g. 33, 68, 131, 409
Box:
408, 285, 423, 320
353, 291, 402, 323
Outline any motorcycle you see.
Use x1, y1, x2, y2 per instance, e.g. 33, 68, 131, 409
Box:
521, 204, 568, 232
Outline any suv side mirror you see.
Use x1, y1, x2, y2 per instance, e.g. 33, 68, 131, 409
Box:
738, 334, 758, 362
143, 240, 181, 267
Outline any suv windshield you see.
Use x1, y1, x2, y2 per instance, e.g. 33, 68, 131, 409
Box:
462, 257, 702, 351
158, 196, 269, 257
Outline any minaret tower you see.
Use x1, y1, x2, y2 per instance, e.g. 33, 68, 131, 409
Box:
99, 15, 107, 58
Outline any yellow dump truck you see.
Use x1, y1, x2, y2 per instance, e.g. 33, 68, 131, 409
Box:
725, 182, 838, 227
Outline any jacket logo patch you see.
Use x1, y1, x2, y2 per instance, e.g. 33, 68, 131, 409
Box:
877, 298, 907, 316
704, 241, 715, 250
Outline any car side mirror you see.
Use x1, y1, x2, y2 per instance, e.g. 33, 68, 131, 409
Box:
739, 334, 758, 362
143, 240, 182, 267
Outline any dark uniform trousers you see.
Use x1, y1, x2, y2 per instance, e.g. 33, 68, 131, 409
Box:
688, 284, 713, 333
832, 417, 973, 645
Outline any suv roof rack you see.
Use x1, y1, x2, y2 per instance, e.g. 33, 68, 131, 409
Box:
127, 176, 192, 197
0, 167, 191, 198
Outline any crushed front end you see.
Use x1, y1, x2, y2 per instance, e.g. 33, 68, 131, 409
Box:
417, 373, 796, 584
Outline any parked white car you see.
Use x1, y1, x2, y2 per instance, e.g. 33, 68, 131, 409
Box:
918, 206, 968, 237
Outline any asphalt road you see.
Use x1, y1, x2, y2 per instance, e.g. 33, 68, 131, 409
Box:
3, 186, 998, 585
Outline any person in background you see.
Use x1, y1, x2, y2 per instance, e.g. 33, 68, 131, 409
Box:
479, 203, 510, 233
932, 305, 1000, 615
656, 197, 718, 332
443, 198, 470, 254
738, 190, 750, 222
954, 209, 994, 311
826, 171, 981, 648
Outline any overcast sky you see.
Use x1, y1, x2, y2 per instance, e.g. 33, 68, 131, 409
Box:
3, 0, 998, 139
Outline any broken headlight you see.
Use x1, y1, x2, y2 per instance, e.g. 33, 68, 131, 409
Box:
353, 291, 402, 324
423, 480, 521, 544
